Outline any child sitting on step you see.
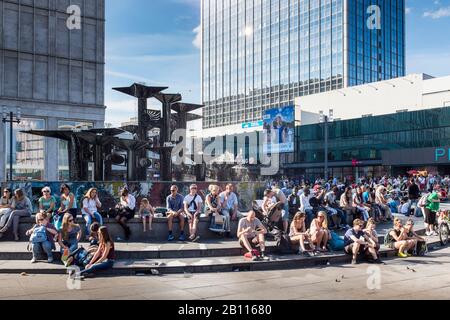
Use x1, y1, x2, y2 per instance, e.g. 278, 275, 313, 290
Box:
138, 198, 155, 233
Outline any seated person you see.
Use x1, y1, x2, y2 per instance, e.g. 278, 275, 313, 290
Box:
138, 198, 155, 233
0, 188, 13, 231
386, 218, 416, 258
289, 212, 315, 256
345, 219, 382, 265
404, 219, 426, 255
38, 187, 57, 220
262, 189, 276, 215
26, 212, 58, 264
88, 222, 100, 250
58, 213, 82, 267
398, 197, 412, 217
78, 226, 115, 278
166, 185, 186, 242
184, 184, 203, 242
363, 218, 381, 255
219, 184, 240, 221
114, 188, 136, 240
309, 211, 330, 252
237, 210, 269, 261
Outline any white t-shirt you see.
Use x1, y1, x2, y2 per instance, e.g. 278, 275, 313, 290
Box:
184, 194, 203, 213
300, 194, 313, 211
83, 198, 101, 214
121, 194, 136, 210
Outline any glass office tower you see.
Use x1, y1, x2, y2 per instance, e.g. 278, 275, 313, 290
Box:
201, 0, 405, 129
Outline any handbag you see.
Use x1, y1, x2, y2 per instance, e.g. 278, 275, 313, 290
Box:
215, 213, 225, 225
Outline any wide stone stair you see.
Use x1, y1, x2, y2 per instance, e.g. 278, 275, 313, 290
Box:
0, 215, 445, 275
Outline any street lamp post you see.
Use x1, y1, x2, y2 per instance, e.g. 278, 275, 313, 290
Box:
319, 109, 333, 180
2, 107, 22, 181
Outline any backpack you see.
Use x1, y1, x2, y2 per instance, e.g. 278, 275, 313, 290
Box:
414, 241, 428, 257
384, 229, 394, 247
329, 232, 345, 251
72, 247, 93, 267
273, 229, 292, 254
30, 225, 48, 244
418, 193, 430, 208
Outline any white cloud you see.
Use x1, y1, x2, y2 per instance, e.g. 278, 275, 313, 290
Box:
423, 6, 450, 19
193, 24, 202, 49
405, 7, 412, 14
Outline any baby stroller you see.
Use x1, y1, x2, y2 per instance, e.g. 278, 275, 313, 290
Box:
252, 201, 292, 254
253, 201, 284, 232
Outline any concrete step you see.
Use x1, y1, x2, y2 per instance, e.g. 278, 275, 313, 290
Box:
0, 237, 444, 276
0, 240, 279, 261
3, 217, 239, 242
4, 213, 425, 242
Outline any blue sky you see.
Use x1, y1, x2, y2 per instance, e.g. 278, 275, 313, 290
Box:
105, 0, 450, 126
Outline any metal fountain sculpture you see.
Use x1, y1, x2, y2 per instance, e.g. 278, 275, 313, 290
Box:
22, 83, 203, 182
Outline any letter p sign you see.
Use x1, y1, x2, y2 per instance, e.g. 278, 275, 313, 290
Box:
367, 5, 381, 30
436, 148, 446, 162
67, 5, 81, 30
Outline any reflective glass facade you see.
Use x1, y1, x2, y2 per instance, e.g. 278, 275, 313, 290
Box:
5, 118, 45, 181
347, 0, 405, 86
202, 0, 405, 129
295, 107, 450, 164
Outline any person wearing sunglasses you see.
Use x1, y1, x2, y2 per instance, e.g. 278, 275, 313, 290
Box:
0, 189, 32, 241
345, 219, 382, 265
184, 184, 203, 242
309, 211, 330, 253
38, 187, 56, 219
58, 213, 82, 266
0, 188, 13, 232
386, 218, 415, 258
404, 219, 427, 256
166, 185, 186, 241
26, 212, 58, 264
56, 184, 78, 224
82, 188, 103, 240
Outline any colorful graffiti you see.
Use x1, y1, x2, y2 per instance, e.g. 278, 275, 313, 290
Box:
0, 182, 266, 214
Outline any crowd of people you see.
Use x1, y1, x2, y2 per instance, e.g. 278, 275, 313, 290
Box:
0, 174, 447, 274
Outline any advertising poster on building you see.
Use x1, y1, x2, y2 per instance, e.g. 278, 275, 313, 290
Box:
263, 106, 295, 153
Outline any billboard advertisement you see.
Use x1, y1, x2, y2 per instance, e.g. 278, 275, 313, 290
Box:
263, 106, 295, 153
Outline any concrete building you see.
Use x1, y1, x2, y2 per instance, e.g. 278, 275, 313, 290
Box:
0, 0, 105, 182
201, 0, 405, 132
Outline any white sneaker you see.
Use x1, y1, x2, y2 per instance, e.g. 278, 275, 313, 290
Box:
425, 231, 431, 236
30, 258, 37, 264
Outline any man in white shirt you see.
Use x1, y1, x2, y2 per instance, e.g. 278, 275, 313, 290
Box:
299, 187, 315, 227
219, 184, 240, 223
184, 184, 203, 242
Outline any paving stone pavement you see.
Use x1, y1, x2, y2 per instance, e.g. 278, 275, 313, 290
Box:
0, 245, 449, 300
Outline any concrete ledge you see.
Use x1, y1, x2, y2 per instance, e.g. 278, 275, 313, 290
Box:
0, 238, 444, 276
2, 217, 239, 242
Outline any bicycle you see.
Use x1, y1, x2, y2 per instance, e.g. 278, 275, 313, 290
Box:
438, 210, 450, 246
